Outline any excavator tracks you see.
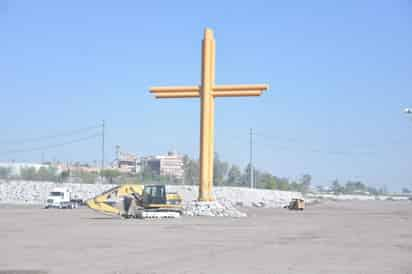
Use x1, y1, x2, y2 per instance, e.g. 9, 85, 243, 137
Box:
137, 211, 181, 219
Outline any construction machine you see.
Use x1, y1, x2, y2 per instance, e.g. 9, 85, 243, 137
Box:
286, 198, 305, 210
86, 184, 183, 218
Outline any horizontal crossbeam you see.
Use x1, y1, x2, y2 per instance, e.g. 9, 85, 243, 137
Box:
213, 90, 263, 97
150, 86, 199, 93
150, 84, 269, 99
150, 86, 200, 99
155, 92, 199, 99
214, 84, 269, 92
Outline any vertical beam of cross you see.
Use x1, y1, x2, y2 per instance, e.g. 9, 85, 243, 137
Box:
200, 29, 215, 201
150, 28, 269, 202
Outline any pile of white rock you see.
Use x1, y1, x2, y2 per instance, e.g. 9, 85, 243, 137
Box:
306, 193, 411, 202
168, 185, 302, 208
0, 180, 303, 213
0, 180, 115, 204
183, 200, 247, 218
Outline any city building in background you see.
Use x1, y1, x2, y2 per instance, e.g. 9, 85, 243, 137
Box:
55, 162, 100, 174
112, 145, 141, 173
144, 151, 184, 179
0, 147, 184, 180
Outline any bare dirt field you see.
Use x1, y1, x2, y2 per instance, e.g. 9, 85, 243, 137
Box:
0, 200, 411, 274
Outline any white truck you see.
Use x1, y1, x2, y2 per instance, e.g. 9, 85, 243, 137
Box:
45, 187, 82, 209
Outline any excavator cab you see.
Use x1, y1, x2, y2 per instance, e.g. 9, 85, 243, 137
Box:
142, 185, 167, 206
142, 185, 182, 208
136, 184, 183, 218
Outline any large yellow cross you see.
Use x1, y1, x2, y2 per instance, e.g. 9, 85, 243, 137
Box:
150, 28, 269, 201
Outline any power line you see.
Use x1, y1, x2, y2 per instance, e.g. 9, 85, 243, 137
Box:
219, 131, 381, 158
0, 124, 101, 145
255, 131, 406, 151
252, 132, 378, 158
0, 133, 101, 155
253, 132, 298, 144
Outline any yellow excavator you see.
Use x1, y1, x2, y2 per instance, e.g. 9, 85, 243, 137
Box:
86, 184, 183, 218
287, 198, 305, 210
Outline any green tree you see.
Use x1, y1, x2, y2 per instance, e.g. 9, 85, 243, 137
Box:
289, 180, 300, 192
80, 171, 98, 184
213, 153, 228, 186
182, 155, 199, 185
59, 170, 70, 182
402, 188, 411, 194
71, 170, 98, 184
35, 166, 58, 181
344, 181, 367, 194
20, 167, 37, 181
257, 172, 277, 189
0, 167, 11, 179
226, 165, 242, 186
331, 179, 344, 194
300, 174, 312, 193
241, 164, 253, 187
380, 185, 388, 195
100, 169, 121, 184
367, 186, 380, 196
277, 177, 290, 191
115, 173, 142, 185
36, 167, 48, 181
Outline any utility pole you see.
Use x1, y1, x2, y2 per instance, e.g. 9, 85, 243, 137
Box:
101, 120, 105, 172
249, 128, 254, 189
115, 145, 120, 167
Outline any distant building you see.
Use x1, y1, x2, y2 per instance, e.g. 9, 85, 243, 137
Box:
144, 151, 184, 179
112, 146, 141, 173
59, 163, 100, 174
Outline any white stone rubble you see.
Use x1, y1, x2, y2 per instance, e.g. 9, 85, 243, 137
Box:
0, 181, 303, 212
183, 200, 247, 218
167, 185, 302, 208
0, 180, 115, 204
306, 193, 411, 202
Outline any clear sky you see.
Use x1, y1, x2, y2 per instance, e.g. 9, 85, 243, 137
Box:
1, 1, 411, 190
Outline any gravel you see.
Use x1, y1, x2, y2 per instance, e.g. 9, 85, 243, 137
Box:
1, 201, 412, 273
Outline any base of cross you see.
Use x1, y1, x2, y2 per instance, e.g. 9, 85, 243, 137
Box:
198, 196, 215, 202
198, 189, 215, 201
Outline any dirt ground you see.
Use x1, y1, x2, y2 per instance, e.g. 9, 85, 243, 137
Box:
0, 201, 411, 274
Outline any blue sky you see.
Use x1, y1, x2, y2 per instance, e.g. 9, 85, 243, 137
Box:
1, 1, 411, 190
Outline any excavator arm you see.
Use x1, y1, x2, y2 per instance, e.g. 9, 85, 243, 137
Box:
86, 184, 144, 216
86, 184, 183, 218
